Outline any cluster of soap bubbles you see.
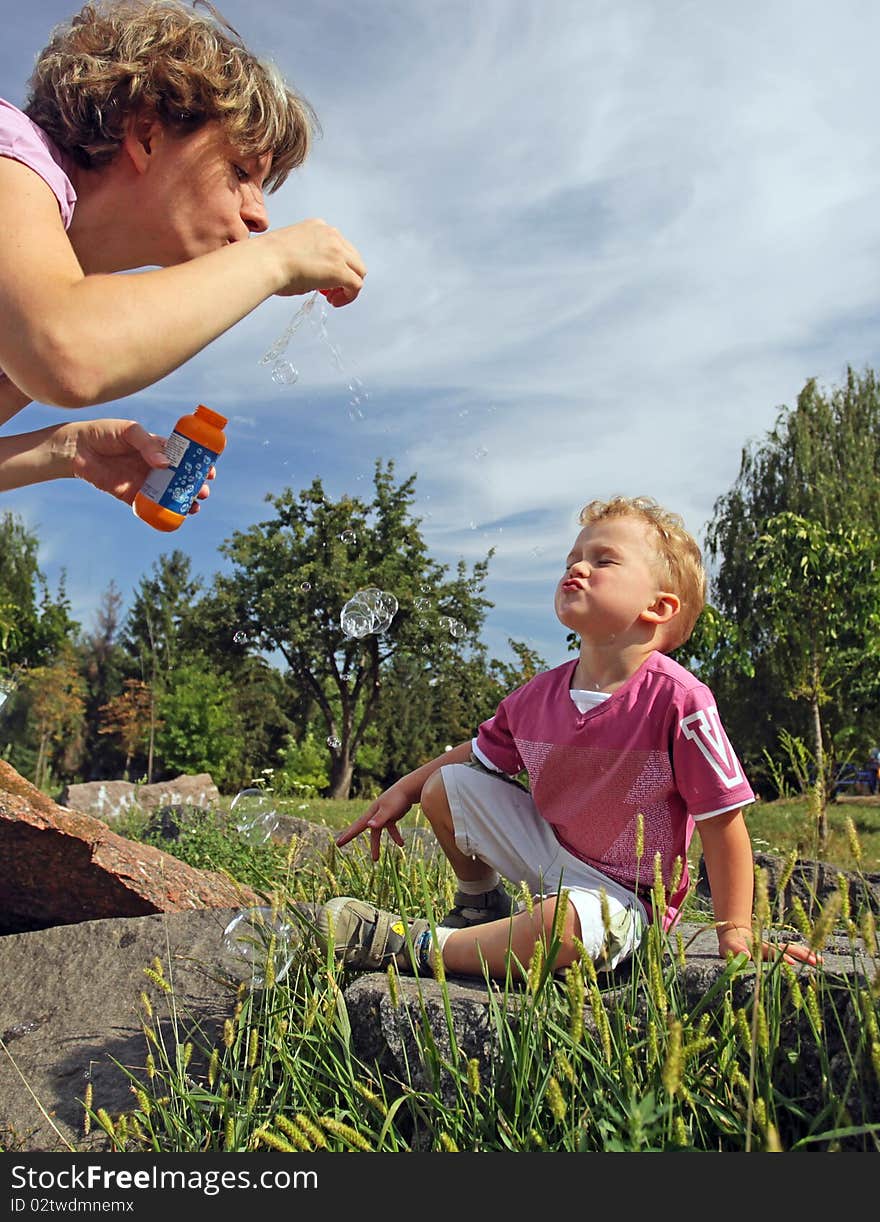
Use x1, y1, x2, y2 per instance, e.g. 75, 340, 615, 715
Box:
258, 290, 317, 384
439, 615, 467, 639
221, 906, 303, 987
340, 587, 399, 640
229, 787, 280, 846
259, 291, 369, 421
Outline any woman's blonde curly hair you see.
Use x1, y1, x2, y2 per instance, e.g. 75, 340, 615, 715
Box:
24, 0, 317, 191
578, 495, 707, 649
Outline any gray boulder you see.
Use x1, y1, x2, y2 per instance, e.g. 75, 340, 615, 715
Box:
0, 909, 245, 1152
59, 773, 221, 821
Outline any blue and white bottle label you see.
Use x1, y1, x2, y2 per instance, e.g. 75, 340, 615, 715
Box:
138, 431, 218, 514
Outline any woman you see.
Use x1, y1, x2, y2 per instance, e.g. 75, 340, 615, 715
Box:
0, 0, 366, 509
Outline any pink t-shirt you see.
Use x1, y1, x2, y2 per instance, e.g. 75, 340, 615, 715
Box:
473, 651, 755, 923
0, 97, 76, 227
0, 98, 76, 387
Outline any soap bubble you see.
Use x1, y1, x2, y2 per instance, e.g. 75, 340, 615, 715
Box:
342, 610, 371, 639
271, 360, 299, 385
440, 616, 467, 639
474, 446, 489, 460
233, 630, 248, 645
327, 735, 341, 748
340, 587, 399, 640
0, 674, 18, 713
229, 788, 280, 846
339, 529, 357, 545
221, 906, 303, 987
300, 581, 312, 592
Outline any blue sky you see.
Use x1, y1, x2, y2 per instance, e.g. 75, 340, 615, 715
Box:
4, 0, 880, 668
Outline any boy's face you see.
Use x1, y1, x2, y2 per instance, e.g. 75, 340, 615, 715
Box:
554, 515, 673, 642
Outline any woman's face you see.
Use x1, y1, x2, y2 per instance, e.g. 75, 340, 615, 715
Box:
133, 118, 272, 265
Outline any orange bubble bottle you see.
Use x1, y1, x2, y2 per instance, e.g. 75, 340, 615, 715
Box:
133, 404, 228, 532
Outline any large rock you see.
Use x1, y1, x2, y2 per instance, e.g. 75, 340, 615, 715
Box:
55, 779, 139, 822
0, 909, 245, 1152
0, 759, 257, 936
59, 773, 221, 820
697, 849, 880, 917
136, 773, 221, 812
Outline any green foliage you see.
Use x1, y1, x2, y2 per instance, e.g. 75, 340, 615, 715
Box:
205, 459, 496, 798
0, 511, 78, 670
122, 550, 202, 686
154, 660, 244, 789
142, 805, 285, 892
701, 367, 880, 793
275, 729, 331, 797
76, 582, 132, 780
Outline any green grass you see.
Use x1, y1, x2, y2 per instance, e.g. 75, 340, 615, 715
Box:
192, 791, 880, 872
745, 796, 880, 872
21, 790, 880, 1155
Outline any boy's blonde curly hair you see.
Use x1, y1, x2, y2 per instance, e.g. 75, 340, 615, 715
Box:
578, 495, 706, 649
24, 0, 317, 191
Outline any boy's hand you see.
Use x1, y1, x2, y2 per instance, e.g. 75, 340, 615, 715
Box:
717, 925, 820, 967
335, 784, 413, 862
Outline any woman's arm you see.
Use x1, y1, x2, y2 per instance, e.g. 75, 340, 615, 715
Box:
0, 417, 211, 509
0, 374, 34, 428
0, 158, 365, 409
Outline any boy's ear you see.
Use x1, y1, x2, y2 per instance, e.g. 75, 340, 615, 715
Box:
122, 112, 163, 173
640, 592, 681, 626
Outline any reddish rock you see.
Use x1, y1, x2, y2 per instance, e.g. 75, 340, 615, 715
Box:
0, 759, 257, 936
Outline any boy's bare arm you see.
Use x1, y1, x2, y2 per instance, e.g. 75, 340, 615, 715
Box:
336, 739, 473, 861
696, 809, 819, 966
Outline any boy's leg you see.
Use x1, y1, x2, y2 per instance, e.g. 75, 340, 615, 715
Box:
419, 767, 491, 882
440, 894, 582, 978
440, 881, 644, 979
419, 764, 528, 927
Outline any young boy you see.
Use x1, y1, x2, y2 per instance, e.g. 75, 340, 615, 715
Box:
317, 495, 816, 978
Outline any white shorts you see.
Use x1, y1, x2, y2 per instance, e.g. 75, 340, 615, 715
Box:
441, 761, 648, 969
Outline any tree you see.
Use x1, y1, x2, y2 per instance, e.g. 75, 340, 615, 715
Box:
122, 550, 203, 684
22, 648, 86, 790
0, 511, 78, 670
121, 550, 202, 779
749, 513, 880, 846
701, 367, 880, 783
211, 460, 495, 798
154, 659, 244, 788
98, 678, 160, 780
79, 581, 131, 779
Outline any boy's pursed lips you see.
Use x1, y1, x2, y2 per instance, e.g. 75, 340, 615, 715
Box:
561, 577, 586, 591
